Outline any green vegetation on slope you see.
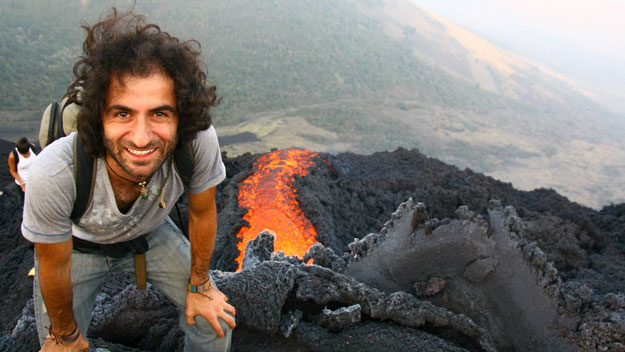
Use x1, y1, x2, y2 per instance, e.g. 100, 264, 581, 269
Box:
0, 0, 509, 124
1, 0, 623, 208
0, 2, 83, 113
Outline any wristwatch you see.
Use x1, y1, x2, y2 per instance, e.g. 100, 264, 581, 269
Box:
188, 278, 212, 293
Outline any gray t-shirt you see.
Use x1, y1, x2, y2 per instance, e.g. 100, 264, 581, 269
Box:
22, 127, 225, 244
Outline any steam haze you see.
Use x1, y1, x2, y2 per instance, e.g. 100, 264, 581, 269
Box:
414, 0, 625, 112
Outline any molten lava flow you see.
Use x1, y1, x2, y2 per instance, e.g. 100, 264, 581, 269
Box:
235, 149, 320, 270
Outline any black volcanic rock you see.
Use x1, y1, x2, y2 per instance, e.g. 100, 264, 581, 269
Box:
1, 141, 624, 351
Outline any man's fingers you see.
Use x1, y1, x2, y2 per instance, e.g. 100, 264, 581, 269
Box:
186, 311, 196, 325
186, 289, 236, 338
220, 310, 237, 330
207, 315, 225, 338
224, 302, 236, 317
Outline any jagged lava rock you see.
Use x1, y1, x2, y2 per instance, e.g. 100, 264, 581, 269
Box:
0, 143, 624, 351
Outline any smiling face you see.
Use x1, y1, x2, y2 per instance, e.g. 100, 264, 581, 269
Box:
102, 71, 179, 182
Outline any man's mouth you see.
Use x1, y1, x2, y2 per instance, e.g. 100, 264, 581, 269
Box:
127, 148, 156, 156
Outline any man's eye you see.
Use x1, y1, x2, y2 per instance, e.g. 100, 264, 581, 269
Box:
118, 111, 129, 118
155, 111, 167, 117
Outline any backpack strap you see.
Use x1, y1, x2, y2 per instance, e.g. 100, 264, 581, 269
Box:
70, 136, 148, 290
172, 141, 194, 237
173, 141, 194, 187
70, 134, 96, 223
46, 102, 60, 147
46, 99, 73, 147
69, 136, 194, 226
56, 99, 73, 141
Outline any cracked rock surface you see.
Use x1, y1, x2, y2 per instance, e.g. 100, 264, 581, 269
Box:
0, 145, 623, 351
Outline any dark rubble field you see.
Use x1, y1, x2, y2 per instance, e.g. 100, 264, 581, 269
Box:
0, 139, 623, 351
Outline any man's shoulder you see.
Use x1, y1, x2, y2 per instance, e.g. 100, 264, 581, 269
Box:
192, 126, 219, 148
186, 125, 225, 193
33, 133, 75, 177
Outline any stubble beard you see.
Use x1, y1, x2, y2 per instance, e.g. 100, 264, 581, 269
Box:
103, 136, 178, 180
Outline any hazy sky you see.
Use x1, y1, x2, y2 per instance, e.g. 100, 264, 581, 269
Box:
414, 0, 625, 59
413, 0, 625, 108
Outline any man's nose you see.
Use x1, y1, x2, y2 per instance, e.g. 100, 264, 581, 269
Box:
129, 116, 153, 147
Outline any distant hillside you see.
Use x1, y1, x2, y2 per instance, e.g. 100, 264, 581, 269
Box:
0, 0, 504, 119
0, 0, 623, 208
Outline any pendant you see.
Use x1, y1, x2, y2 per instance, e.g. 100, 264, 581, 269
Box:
139, 181, 148, 199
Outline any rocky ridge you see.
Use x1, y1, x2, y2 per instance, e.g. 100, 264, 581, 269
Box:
0, 144, 623, 351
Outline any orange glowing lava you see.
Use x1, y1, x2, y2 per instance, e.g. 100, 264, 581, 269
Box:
235, 149, 320, 270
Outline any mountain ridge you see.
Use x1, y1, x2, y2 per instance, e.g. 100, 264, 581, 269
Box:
0, 0, 623, 208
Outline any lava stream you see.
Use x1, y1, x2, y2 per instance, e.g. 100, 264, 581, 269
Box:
235, 149, 320, 271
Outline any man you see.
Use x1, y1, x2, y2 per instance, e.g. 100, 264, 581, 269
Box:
8, 137, 37, 195
22, 9, 236, 351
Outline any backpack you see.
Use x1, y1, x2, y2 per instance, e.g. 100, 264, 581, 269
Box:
39, 97, 194, 229
39, 98, 77, 149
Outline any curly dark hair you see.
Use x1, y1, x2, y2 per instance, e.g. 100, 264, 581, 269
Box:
67, 8, 220, 157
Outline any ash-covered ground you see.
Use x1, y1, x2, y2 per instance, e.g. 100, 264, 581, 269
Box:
0, 141, 623, 351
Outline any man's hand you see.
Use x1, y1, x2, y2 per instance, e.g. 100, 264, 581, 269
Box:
185, 285, 236, 338
20, 183, 25, 192
40, 332, 89, 352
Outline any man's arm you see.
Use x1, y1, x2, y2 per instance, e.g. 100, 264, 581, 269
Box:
35, 239, 89, 350
36, 239, 76, 334
7, 153, 25, 190
185, 186, 236, 337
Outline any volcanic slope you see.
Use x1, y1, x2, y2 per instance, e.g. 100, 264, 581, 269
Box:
2, 0, 625, 208
0, 143, 623, 351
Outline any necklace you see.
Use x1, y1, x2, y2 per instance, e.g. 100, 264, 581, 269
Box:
105, 158, 150, 199
158, 159, 173, 209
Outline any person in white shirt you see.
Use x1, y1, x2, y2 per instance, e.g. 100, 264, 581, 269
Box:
8, 137, 37, 195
